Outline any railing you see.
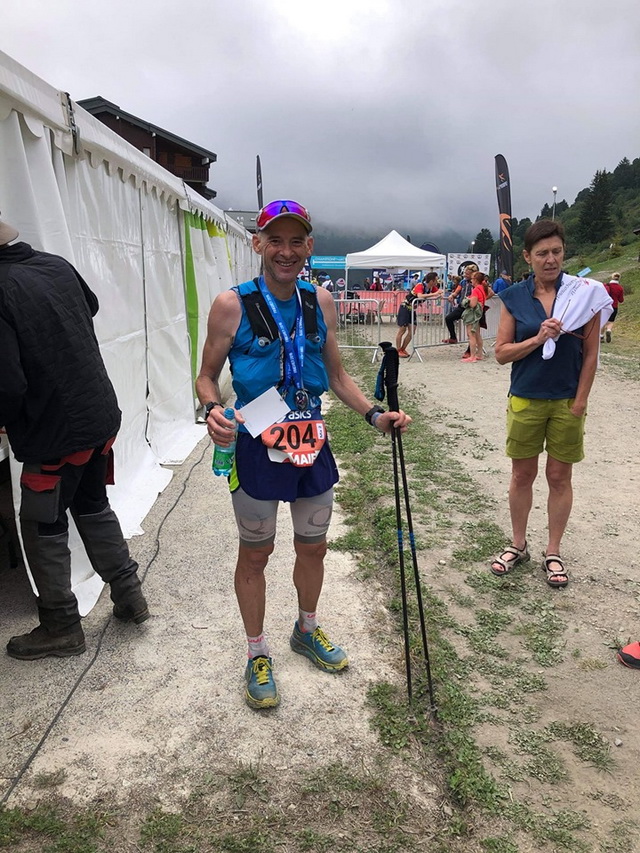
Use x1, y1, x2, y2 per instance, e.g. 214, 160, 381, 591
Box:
409, 295, 502, 361
333, 291, 502, 362
174, 166, 210, 182
335, 298, 383, 362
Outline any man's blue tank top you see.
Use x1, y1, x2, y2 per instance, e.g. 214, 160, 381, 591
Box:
227, 279, 338, 502
229, 279, 330, 416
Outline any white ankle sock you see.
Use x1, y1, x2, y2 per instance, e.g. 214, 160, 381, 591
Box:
298, 609, 318, 633
247, 633, 270, 659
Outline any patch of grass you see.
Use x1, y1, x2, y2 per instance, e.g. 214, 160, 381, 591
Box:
366, 682, 418, 751
32, 768, 68, 789
0, 805, 106, 853
218, 830, 273, 853
227, 762, 269, 809
599, 819, 640, 853
479, 838, 519, 853
296, 828, 335, 852
140, 809, 191, 852
452, 522, 505, 564
549, 721, 615, 771
506, 802, 591, 850
515, 599, 566, 666
578, 657, 608, 671
507, 728, 568, 783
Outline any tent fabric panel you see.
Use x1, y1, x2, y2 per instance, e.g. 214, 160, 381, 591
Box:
0, 47, 259, 613
142, 195, 201, 464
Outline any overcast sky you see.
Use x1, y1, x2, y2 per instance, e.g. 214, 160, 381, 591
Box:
3, 0, 639, 244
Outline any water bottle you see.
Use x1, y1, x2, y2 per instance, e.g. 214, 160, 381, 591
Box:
212, 408, 237, 476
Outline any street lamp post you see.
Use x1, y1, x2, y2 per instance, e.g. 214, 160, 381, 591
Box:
552, 186, 558, 221
471, 240, 475, 254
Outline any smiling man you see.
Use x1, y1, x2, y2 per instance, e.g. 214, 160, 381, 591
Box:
196, 200, 410, 710
489, 219, 600, 590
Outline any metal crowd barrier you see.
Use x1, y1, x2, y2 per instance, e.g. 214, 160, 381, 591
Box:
335, 298, 382, 363
333, 292, 503, 363
408, 295, 502, 361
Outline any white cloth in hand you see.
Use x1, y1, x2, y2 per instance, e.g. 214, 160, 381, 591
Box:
542, 273, 613, 360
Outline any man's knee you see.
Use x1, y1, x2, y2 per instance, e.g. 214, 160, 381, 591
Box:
237, 542, 274, 575
294, 538, 327, 562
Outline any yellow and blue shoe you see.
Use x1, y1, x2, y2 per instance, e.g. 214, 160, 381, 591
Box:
244, 656, 279, 709
290, 622, 349, 672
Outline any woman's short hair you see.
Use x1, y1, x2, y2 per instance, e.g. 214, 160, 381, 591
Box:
524, 219, 566, 253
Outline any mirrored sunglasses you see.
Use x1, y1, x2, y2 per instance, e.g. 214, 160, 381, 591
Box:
256, 200, 312, 232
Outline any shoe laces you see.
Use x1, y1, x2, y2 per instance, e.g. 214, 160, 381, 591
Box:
252, 657, 273, 685
310, 627, 334, 652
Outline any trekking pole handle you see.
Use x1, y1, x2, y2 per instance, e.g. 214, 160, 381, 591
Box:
379, 342, 400, 412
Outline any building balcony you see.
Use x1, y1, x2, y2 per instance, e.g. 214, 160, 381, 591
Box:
172, 165, 210, 183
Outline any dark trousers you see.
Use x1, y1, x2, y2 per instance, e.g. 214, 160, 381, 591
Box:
19, 445, 141, 633
445, 305, 464, 340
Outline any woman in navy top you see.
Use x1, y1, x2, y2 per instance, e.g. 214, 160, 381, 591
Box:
489, 220, 600, 589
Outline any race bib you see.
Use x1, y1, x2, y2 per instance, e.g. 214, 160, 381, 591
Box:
261, 410, 326, 467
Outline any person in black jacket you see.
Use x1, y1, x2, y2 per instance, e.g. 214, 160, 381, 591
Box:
0, 213, 148, 660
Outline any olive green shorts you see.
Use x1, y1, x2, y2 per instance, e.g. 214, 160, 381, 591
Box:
506, 396, 586, 463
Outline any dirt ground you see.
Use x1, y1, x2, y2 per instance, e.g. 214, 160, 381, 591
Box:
1, 339, 639, 847
403, 342, 640, 837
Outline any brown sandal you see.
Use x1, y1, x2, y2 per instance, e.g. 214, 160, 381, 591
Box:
542, 554, 569, 588
490, 543, 530, 576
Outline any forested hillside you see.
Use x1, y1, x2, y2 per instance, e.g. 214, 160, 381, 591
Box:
480, 155, 640, 278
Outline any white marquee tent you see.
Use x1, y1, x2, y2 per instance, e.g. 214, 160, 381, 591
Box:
0, 49, 260, 611
345, 230, 446, 279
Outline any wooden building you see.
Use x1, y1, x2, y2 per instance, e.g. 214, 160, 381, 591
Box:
77, 96, 217, 200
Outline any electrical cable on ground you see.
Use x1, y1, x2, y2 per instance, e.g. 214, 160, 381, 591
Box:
1, 441, 209, 806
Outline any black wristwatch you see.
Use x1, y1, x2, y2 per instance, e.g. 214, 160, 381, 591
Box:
204, 401, 223, 419
364, 405, 386, 426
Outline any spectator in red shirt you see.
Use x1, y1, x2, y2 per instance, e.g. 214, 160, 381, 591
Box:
462, 271, 493, 362
395, 272, 442, 357
602, 273, 624, 343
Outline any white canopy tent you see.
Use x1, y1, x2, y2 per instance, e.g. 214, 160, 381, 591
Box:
345, 230, 446, 286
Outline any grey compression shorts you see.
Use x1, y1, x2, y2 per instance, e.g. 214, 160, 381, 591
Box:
231, 486, 334, 548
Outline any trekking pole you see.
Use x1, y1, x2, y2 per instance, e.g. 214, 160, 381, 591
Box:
377, 342, 437, 715
376, 342, 413, 699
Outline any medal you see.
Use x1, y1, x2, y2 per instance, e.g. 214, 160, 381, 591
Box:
295, 388, 310, 410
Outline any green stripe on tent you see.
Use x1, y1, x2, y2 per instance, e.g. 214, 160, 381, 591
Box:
183, 212, 200, 382
206, 220, 225, 238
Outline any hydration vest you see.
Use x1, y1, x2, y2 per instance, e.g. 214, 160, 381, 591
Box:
237, 277, 320, 346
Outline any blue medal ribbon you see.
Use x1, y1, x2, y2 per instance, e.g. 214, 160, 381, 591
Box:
257, 276, 306, 401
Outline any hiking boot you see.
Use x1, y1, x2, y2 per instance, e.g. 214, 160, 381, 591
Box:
244, 656, 279, 709
605, 330, 612, 343
290, 622, 348, 672
6, 624, 86, 660
113, 589, 150, 624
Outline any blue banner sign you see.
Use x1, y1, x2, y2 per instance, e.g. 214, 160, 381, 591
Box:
577, 267, 592, 277
310, 255, 346, 269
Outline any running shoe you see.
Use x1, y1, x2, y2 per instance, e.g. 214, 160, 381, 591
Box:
617, 641, 640, 670
290, 622, 349, 672
244, 656, 280, 709
398, 350, 410, 358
